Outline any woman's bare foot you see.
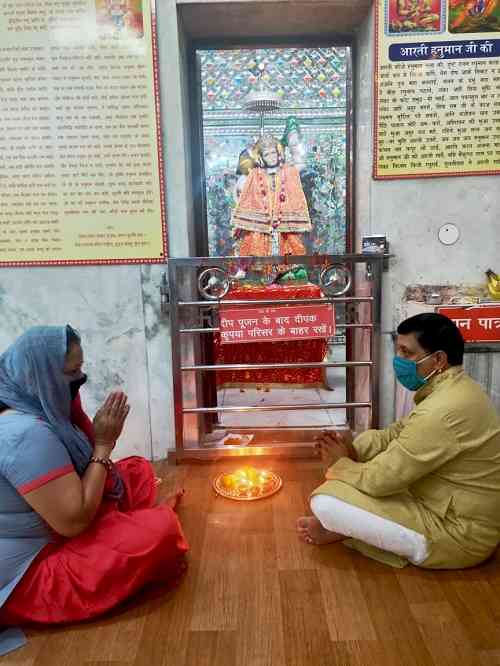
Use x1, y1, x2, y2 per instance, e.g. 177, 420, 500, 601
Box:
154, 477, 163, 487
164, 489, 185, 511
296, 516, 344, 545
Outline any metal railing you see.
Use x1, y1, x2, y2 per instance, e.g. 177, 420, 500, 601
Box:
167, 254, 385, 461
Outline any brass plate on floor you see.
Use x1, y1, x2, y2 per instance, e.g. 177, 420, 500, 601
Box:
213, 471, 282, 501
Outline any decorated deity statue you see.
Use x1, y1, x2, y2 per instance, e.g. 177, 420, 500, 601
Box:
231, 117, 312, 257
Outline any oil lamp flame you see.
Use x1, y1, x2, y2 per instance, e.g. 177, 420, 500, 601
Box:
216, 466, 280, 501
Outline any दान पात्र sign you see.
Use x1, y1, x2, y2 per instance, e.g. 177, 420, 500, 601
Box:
437, 305, 500, 342
219, 304, 335, 344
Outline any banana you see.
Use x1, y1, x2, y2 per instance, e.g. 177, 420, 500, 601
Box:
486, 269, 500, 289
487, 283, 500, 300
486, 269, 500, 299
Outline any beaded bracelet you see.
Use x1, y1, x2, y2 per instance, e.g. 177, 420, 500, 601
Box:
88, 456, 113, 471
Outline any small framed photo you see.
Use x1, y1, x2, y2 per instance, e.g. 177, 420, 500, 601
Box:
362, 235, 388, 255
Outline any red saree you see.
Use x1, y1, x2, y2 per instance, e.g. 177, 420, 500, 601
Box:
0, 398, 188, 626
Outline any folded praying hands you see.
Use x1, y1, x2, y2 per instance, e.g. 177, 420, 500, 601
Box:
315, 430, 357, 468
93, 392, 130, 454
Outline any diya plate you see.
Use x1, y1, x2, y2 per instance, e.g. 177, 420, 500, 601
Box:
213, 466, 282, 501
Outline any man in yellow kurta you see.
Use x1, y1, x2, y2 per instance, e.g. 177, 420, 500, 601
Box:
297, 313, 500, 569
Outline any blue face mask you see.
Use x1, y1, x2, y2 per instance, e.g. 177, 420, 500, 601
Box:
393, 353, 437, 392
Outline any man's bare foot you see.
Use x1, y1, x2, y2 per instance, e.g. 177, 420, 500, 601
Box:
296, 516, 344, 545
164, 489, 185, 511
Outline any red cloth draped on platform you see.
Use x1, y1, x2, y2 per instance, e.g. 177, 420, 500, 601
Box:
214, 283, 327, 387
0, 400, 188, 627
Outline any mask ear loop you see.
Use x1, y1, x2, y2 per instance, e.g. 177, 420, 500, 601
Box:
423, 367, 439, 382
419, 350, 445, 381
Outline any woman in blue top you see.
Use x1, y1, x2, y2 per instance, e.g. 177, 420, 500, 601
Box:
0, 325, 188, 648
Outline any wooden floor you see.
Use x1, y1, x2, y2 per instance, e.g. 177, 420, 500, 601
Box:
6, 460, 500, 666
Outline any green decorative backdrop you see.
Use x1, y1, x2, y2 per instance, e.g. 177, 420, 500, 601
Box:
198, 47, 350, 258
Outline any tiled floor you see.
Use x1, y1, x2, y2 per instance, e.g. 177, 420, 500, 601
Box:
218, 386, 346, 428
218, 345, 347, 429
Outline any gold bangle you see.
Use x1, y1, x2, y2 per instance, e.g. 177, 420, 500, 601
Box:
88, 456, 112, 471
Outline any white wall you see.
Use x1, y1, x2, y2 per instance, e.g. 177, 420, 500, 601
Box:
355, 10, 500, 425
0, 265, 154, 458
0, 0, 194, 460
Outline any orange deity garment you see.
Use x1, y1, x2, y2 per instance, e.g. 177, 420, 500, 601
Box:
238, 231, 306, 256
232, 164, 311, 255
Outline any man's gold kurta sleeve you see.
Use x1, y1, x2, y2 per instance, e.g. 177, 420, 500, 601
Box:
328, 409, 458, 497
352, 418, 408, 462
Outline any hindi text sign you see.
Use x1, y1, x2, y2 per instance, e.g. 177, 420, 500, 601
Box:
0, 0, 166, 266
437, 305, 500, 342
220, 304, 335, 344
374, 0, 500, 179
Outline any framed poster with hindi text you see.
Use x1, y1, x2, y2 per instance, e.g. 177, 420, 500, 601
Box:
374, 0, 500, 180
0, 0, 167, 266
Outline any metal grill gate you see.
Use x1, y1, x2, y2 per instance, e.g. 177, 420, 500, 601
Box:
167, 254, 384, 462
